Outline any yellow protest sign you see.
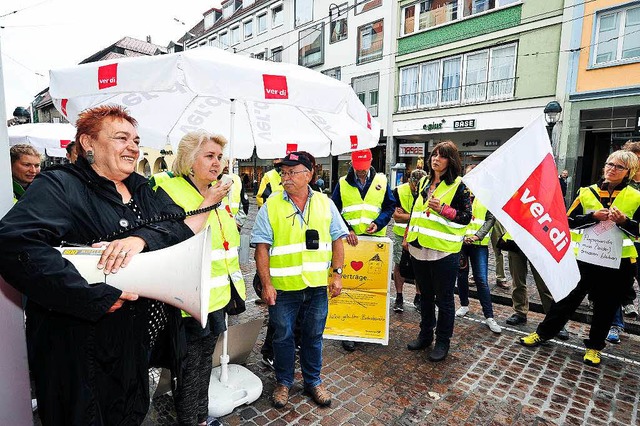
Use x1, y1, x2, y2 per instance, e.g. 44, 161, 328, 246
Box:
324, 236, 391, 345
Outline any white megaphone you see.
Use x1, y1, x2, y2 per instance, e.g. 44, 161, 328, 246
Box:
57, 227, 212, 327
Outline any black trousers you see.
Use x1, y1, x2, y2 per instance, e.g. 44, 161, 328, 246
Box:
537, 259, 633, 351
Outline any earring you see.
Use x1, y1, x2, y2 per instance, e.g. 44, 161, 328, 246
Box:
86, 150, 95, 165
189, 168, 194, 176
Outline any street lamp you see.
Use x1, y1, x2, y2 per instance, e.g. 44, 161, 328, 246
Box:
544, 100, 562, 140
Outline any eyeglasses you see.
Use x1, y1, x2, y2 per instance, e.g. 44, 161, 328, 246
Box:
604, 162, 628, 172
280, 169, 309, 178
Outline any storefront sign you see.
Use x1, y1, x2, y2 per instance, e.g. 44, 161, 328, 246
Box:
325, 236, 391, 345
422, 119, 445, 131
485, 140, 500, 147
454, 119, 476, 129
399, 143, 425, 157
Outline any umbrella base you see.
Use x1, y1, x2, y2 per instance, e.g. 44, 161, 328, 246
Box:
207, 364, 262, 417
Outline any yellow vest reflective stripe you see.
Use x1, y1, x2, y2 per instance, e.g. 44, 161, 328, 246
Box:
571, 184, 640, 258
339, 173, 387, 236
257, 169, 282, 207
393, 182, 414, 236
466, 198, 490, 246
267, 192, 333, 291
154, 175, 246, 316
406, 176, 466, 253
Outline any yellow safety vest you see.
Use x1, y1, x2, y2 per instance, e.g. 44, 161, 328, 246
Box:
257, 169, 282, 208
147, 171, 175, 190
339, 173, 387, 236
266, 191, 333, 291
154, 175, 246, 316
571, 184, 640, 259
406, 176, 466, 253
392, 182, 414, 237
466, 198, 490, 246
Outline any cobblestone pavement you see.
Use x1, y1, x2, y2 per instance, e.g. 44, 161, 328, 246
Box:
141, 198, 640, 425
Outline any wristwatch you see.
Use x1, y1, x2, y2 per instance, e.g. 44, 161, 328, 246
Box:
332, 267, 343, 275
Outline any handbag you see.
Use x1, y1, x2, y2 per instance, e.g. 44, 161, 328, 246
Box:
225, 279, 246, 315
398, 249, 415, 280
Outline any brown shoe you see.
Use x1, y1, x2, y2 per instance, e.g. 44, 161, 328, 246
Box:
272, 383, 289, 408
306, 384, 332, 407
496, 280, 510, 289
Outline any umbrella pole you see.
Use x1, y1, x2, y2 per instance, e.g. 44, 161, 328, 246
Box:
219, 314, 229, 384
229, 99, 235, 172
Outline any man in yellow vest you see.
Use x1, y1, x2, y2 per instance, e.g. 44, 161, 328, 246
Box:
331, 149, 396, 351
11, 144, 41, 203
391, 168, 427, 312
252, 151, 347, 409
256, 159, 283, 208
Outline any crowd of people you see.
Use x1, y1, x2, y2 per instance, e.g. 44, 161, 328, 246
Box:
2, 105, 639, 424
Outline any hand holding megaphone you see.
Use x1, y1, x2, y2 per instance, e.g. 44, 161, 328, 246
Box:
204, 177, 233, 206
94, 236, 146, 275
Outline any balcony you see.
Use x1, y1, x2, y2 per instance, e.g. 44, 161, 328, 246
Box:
395, 77, 517, 113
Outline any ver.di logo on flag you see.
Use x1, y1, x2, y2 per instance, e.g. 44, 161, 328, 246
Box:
263, 75, 288, 99
98, 63, 118, 90
502, 153, 570, 263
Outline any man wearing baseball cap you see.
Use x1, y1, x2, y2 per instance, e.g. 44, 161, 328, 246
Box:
251, 151, 348, 408
331, 148, 396, 351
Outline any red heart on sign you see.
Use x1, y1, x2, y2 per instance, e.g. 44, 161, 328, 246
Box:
351, 261, 363, 271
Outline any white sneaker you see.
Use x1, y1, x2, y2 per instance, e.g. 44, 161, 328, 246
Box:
485, 317, 502, 334
455, 306, 469, 317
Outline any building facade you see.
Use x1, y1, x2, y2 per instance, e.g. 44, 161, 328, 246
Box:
392, 0, 565, 183
557, 0, 640, 196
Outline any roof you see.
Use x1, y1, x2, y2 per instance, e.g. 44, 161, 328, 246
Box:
79, 36, 168, 64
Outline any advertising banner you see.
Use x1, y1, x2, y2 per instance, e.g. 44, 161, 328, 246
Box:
324, 236, 391, 345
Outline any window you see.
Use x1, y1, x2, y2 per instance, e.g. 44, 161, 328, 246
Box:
487, 44, 516, 99
357, 20, 383, 64
253, 51, 265, 60
230, 26, 240, 45
295, 0, 313, 27
398, 43, 516, 111
463, 51, 488, 102
257, 13, 268, 34
352, 73, 380, 116
322, 67, 342, 80
401, 0, 518, 36
272, 3, 284, 27
330, 3, 348, 43
244, 19, 253, 39
594, 5, 640, 65
208, 36, 218, 48
220, 32, 229, 49
271, 46, 283, 62
355, 0, 382, 15
298, 23, 324, 67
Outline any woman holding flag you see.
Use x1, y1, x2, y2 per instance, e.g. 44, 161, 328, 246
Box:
520, 150, 640, 366
404, 141, 472, 362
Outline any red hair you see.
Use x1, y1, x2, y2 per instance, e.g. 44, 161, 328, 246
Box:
75, 105, 137, 157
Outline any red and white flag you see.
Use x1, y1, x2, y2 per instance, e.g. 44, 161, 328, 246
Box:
463, 115, 579, 301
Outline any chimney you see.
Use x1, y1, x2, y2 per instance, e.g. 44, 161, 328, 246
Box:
146, 35, 152, 43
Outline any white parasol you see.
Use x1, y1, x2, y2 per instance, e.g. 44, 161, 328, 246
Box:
7, 123, 76, 158
48, 47, 380, 159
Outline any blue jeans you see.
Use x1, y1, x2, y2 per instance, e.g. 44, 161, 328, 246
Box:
268, 286, 328, 388
412, 252, 459, 345
612, 307, 625, 329
457, 245, 494, 318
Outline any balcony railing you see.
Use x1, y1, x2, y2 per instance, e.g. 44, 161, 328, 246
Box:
395, 77, 517, 113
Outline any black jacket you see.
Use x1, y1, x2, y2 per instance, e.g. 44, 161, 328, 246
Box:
0, 157, 193, 425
